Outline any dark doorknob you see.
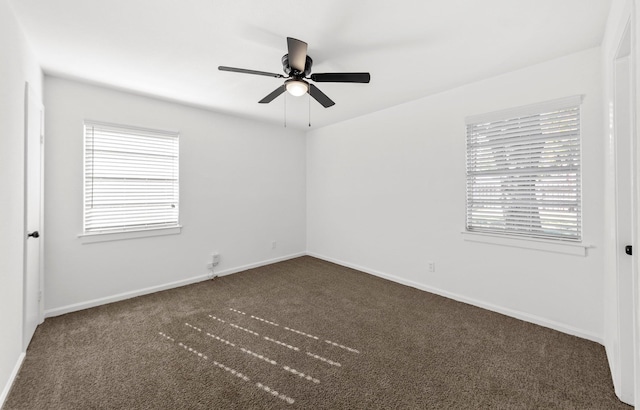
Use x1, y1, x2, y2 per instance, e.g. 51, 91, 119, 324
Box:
27, 231, 39, 239
625, 245, 632, 255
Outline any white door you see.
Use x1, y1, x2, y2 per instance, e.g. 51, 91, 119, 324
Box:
23, 82, 44, 351
612, 20, 637, 406
614, 52, 635, 405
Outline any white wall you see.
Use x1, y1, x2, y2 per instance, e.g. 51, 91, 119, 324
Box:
44, 77, 306, 314
307, 47, 604, 342
0, 0, 43, 405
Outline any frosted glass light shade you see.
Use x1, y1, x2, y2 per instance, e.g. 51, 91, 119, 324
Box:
285, 79, 309, 97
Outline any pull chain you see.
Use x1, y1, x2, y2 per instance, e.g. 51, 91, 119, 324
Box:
284, 89, 287, 128
308, 91, 311, 127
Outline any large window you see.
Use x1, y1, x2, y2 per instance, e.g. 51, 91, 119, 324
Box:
83, 121, 179, 235
465, 96, 582, 241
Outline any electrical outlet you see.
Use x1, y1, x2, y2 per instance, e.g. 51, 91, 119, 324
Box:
428, 261, 435, 273
212, 252, 220, 266
271, 241, 277, 249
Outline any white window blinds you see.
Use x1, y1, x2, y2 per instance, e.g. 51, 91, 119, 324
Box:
83, 121, 179, 234
465, 96, 582, 241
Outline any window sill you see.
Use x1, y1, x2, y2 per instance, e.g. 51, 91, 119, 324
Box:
461, 231, 590, 256
79, 226, 182, 244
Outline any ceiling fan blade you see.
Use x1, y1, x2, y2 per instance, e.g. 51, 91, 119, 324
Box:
309, 84, 335, 108
287, 37, 308, 73
310, 72, 370, 83
258, 85, 286, 104
219, 66, 284, 78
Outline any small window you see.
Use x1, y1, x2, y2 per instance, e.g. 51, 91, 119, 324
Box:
465, 96, 582, 241
83, 121, 179, 235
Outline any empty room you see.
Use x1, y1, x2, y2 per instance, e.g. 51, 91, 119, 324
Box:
1, 0, 639, 408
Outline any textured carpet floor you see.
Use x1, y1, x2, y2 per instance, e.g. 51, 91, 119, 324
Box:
4, 256, 630, 409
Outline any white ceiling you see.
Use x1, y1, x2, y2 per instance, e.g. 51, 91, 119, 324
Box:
9, 0, 612, 129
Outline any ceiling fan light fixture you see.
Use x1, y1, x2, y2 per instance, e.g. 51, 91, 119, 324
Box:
285, 79, 308, 97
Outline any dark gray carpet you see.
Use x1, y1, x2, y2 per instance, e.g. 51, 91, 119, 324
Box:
4, 256, 630, 409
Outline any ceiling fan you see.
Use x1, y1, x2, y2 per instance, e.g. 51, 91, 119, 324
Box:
219, 37, 370, 108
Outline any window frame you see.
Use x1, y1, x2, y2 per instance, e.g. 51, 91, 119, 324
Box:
464, 95, 584, 247
79, 120, 181, 243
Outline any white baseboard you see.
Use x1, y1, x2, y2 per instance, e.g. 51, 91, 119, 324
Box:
44, 252, 306, 318
44, 274, 210, 318
214, 252, 306, 277
307, 252, 604, 345
42, 250, 602, 345
0, 352, 25, 408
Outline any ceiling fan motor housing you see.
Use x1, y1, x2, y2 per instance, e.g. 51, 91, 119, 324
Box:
282, 54, 313, 77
